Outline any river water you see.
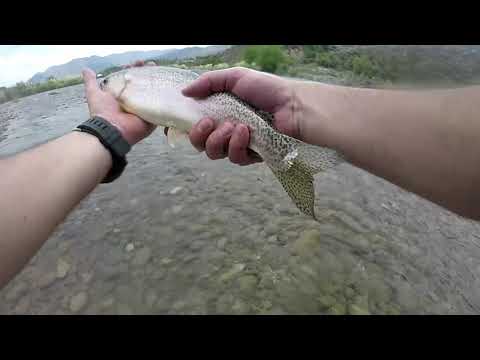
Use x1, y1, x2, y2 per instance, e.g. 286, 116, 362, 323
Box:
1, 83, 480, 315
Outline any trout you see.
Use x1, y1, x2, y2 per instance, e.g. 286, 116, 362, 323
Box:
100, 66, 345, 219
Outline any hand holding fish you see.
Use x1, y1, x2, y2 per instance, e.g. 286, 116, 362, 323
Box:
182, 67, 301, 166
82, 60, 156, 145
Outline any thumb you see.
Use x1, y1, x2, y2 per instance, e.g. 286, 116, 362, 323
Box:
82, 68, 100, 94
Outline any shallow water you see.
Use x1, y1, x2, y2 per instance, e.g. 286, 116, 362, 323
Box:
1, 84, 480, 315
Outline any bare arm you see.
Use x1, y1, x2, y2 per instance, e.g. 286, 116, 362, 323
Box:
0, 63, 155, 289
183, 67, 480, 220
0, 132, 111, 287
295, 82, 480, 220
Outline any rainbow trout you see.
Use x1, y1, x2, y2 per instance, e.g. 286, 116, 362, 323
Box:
101, 66, 345, 219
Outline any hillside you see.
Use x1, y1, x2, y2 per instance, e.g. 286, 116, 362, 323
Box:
29, 45, 230, 84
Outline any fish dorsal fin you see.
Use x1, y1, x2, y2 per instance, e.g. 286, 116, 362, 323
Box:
166, 128, 189, 148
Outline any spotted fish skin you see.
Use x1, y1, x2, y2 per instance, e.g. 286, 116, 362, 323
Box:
101, 66, 346, 219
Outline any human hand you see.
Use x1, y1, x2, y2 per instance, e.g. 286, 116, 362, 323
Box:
82, 60, 156, 145
180, 67, 301, 166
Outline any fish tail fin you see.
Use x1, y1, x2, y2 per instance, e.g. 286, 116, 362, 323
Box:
264, 140, 346, 220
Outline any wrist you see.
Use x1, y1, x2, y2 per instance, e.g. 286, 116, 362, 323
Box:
293, 80, 357, 153
74, 117, 131, 183
69, 131, 112, 180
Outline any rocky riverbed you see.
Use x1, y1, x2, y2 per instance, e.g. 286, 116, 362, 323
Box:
1, 83, 480, 315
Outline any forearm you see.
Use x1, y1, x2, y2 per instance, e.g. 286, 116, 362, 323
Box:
0, 131, 111, 287
295, 81, 480, 219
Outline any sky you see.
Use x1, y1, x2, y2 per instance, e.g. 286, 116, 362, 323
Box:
0, 45, 210, 87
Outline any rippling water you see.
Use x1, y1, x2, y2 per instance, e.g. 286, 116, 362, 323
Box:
1, 84, 480, 315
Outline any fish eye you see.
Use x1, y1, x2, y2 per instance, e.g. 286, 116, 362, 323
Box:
100, 78, 108, 90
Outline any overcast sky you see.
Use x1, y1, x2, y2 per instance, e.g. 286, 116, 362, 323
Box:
0, 45, 210, 87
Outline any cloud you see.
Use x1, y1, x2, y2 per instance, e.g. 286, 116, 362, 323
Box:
0, 45, 209, 87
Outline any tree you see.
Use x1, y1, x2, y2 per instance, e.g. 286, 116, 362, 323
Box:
243, 45, 286, 73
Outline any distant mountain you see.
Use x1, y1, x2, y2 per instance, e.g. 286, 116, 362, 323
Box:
29, 45, 230, 84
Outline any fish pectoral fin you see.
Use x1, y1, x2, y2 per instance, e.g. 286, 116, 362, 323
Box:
166, 128, 189, 148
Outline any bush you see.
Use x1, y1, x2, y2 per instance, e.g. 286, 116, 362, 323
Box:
351, 55, 379, 78
316, 52, 338, 68
303, 45, 333, 62
243, 45, 286, 74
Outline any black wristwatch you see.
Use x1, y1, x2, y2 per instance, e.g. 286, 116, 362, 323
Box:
73, 116, 131, 183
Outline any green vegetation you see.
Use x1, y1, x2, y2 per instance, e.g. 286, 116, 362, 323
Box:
302, 46, 398, 81
243, 45, 287, 73
0, 77, 83, 104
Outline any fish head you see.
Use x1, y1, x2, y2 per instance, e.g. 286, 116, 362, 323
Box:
100, 70, 132, 99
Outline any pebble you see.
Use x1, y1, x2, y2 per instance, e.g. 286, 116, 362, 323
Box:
151, 268, 166, 280
237, 275, 258, 292
170, 186, 183, 195
100, 297, 115, 309
172, 300, 187, 311
232, 299, 250, 314
291, 230, 322, 257
317, 295, 337, 309
116, 303, 134, 315
37, 272, 56, 289
132, 247, 152, 266
69, 292, 88, 313
172, 205, 183, 214
161, 258, 173, 265
13, 297, 31, 314
348, 304, 371, 315
219, 263, 246, 282
81, 272, 94, 283
267, 235, 278, 244
345, 287, 356, 299
264, 223, 278, 236
145, 291, 158, 308
56, 259, 71, 279
113, 228, 121, 234
189, 240, 204, 252
5, 282, 28, 302
217, 237, 228, 249
327, 303, 346, 315
125, 243, 135, 252
183, 254, 197, 264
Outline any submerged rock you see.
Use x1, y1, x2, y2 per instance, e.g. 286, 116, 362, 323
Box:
291, 230, 322, 257
69, 292, 88, 313
56, 259, 71, 279
132, 247, 152, 266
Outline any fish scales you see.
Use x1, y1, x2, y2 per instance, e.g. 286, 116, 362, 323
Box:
101, 66, 346, 219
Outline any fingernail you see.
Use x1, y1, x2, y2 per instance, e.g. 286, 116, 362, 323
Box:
198, 119, 212, 133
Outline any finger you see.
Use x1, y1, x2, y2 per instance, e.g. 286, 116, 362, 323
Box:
189, 118, 215, 152
205, 122, 234, 160
133, 60, 145, 67
182, 67, 248, 98
228, 124, 253, 165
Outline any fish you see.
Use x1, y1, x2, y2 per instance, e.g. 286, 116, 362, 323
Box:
100, 66, 346, 219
